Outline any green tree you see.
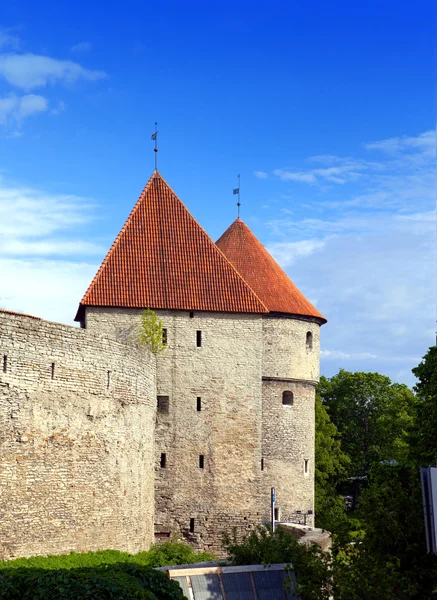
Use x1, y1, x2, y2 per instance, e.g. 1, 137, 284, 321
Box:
314, 396, 350, 531
318, 370, 417, 478
334, 463, 437, 600
411, 345, 437, 465
137, 309, 167, 355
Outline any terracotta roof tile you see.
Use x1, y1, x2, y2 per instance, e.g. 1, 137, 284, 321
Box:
0, 308, 42, 320
75, 172, 268, 320
216, 218, 326, 322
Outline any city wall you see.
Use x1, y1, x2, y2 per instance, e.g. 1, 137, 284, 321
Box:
0, 310, 156, 560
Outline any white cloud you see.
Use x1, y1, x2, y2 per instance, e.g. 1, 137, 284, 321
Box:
321, 350, 378, 360
267, 239, 326, 267
0, 177, 95, 237
364, 130, 435, 157
254, 171, 268, 179
0, 53, 107, 90
0, 177, 104, 324
0, 258, 98, 325
0, 27, 20, 50
264, 130, 436, 386
0, 93, 48, 126
70, 41, 92, 53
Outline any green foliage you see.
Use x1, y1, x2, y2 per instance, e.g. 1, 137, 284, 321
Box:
0, 543, 214, 571
0, 564, 184, 600
314, 395, 350, 531
224, 525, 333, 600
137, 309, 168, 355
333, 463, 437, 599
0, 542, 215, 599
318, 370, 417, 478
411, 346, 437, 465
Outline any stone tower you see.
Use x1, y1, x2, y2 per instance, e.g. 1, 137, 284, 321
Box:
216, 218, 326, 526
75, 171, 326, 552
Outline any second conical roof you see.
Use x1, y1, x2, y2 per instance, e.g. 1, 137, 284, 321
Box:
216, 218, 326, 322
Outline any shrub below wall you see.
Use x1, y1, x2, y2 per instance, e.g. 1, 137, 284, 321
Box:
0, 542, 215, 599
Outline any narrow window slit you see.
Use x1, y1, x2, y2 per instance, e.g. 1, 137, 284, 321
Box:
196, 330, 202, 347
189, 518, 195, 533
106, 371, 111, 389
2, 355, 7, 373
162, 328, 167, 345
261, 458, 264, 471
160, 453, 167, 468
282, 391, 294, 406
189, 311, 194, 318
51, 362, 55, 380
306, 331, 313, 350
304, 459, 309, 474
199, 455, 204, 469
157, 396, 169, 414
196, 397, 201, 411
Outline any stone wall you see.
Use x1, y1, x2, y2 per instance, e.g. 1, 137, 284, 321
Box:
0, 311, 156, 560
262, 316, 320, 382
261, 380, 315, 526
85, 307, 265, 553
261, 316, 319, 526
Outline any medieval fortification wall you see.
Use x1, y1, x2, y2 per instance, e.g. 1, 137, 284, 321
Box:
0, 310, 156, 560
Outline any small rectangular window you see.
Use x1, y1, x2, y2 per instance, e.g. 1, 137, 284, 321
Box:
106, 371, 111, 389
160, 453, 167, 468
196, 397, 201, 411
274, 507, 280, 521
189, 518, 195, 533
304, 459, 309, 474
157, 396, 170, 414
199, 455, 204, 469
196, 330, 202, 347
162, 328, 167, 345
51, 362, 55, 380
189, 311, 194, 318
261, 458, 264, 471
2, 355, 7, 373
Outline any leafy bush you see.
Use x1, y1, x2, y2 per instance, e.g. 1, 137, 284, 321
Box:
0, 542, 215, 600
224, 525, 333, 600
0, 542, 214, 571
0, 564, 184, 600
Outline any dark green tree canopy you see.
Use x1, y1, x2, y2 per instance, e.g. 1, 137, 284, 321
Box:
318, 370, 417, 478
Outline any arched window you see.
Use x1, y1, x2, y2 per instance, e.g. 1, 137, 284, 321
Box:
306, 331, 313, 350
282, 391, 294, 406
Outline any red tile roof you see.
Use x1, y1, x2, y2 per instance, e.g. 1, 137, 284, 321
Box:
216, 218, 326, 322
75, 172, 267, 320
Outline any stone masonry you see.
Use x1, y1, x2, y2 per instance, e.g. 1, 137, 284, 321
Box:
85, 306, 320, 551
0, 310, 156, 560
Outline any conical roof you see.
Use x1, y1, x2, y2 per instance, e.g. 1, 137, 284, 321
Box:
75, 172, 267, 321
216, 218, 326, 322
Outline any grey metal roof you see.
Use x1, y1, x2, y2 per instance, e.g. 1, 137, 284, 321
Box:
166, 563, 297, 600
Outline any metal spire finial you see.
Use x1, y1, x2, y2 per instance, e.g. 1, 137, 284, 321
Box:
233, 174, 241, 218
151, 122, 158, 171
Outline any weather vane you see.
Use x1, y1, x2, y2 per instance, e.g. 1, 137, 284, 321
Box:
233, 174, 241, 218
151, 122, 158, 171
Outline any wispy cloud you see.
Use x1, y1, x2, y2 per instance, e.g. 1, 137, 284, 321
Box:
0, 93, 48, 126
0, 27, 20, 50
254, 170, 268, 179
0, 53, 107, 90
267, 239, 325, 267
70, 41, 92, 53
263, 130, 436, 385
321, 350, 378, 360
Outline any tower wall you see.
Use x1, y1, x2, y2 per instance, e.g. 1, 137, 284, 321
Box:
0, 310, 156, 560
85, 307, 264, 554
261, 316, 319, 525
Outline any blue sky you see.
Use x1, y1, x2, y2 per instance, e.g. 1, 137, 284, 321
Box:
0, 1, 435, 386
